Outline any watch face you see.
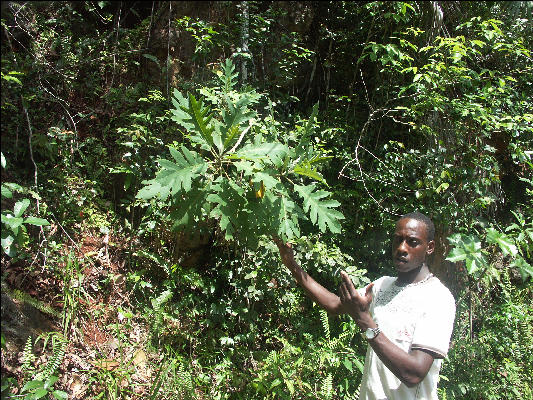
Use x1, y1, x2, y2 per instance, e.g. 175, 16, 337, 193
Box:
365, 328, 375, 339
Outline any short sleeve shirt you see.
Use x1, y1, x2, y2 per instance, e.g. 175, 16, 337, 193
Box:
358, 275, 456, 400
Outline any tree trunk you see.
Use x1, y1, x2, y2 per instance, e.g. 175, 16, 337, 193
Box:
240, 1, 250, 85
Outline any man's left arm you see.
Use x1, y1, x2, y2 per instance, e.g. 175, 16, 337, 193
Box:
339, 271, 439, 387
366, 329, 436, 387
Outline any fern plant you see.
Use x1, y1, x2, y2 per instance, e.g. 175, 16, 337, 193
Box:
9, 332, 68, 400
21, 336, 36, 376
317, 310, 364, 400
150, 288, 175, 345
33, 332, 68, 382
137, 59, 343, 247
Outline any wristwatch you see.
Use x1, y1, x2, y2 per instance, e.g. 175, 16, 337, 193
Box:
365, 325, 381, 340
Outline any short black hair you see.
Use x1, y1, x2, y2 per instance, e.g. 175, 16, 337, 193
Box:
398, 212, 435, 241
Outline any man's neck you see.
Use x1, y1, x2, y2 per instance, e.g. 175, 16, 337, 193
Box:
396, 263, 430, 285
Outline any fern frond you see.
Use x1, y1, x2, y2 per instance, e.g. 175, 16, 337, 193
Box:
151, 289, 174, 343
10, 288, 61, 318
319, 309, 330, 341
39, 338, 67, 381
22, 336, 35, 374
264, 350, 278, 367
172, 359, 195, 400
344, 384, 361, 400
152, 289, 173, 311
32, 332, 67, 382
219, 58, 239, 93
320, 372, 333, 400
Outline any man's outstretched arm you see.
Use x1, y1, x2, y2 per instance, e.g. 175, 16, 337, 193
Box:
275, 239, 345, 315
339, 271, 435, 387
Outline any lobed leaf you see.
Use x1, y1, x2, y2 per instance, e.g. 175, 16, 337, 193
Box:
235, 142, 289, 167
486, 227, 518, 257
137, 147, 207, 201
276, 195, 300, 241
182, 94, 215, 148
294, 184, 344, 234
170, 188, 209, 231
292, 162, 326, 184
207, 179, 246, 240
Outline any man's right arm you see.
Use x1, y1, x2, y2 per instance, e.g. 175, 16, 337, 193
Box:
275, 239, 344, 315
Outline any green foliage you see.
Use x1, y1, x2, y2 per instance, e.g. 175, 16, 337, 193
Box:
61, 252, 84, 337
3, 333, 68, 400
439, 269, 532, 400
447, 215, 533, 282
441, 215, 533, 399
1, 2, 531, 399
1, 154, 49, 258
176, 16, 224, 60
4, 287, 61, 319
138, 59, 343, 245
150, 287, 176, 346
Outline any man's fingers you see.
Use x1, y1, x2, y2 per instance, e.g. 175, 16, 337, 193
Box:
365, 282, 374, 297
339, 282, 348, 302
273, 236, 292, 251
340, 271, 357, 297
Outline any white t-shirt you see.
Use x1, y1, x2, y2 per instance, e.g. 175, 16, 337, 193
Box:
358, 275, 456, 400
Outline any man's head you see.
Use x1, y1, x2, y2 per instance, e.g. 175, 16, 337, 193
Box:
392, 212, 435, 273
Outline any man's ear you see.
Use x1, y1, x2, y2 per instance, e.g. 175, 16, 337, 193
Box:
426, 240, 435, 256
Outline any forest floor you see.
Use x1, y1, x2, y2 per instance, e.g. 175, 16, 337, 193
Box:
1, 228, 163, 399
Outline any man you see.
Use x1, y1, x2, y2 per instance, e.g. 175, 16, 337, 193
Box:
275, 211, 456, 400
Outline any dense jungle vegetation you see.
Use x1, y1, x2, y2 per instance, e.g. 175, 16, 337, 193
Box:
1, 1, 532, 399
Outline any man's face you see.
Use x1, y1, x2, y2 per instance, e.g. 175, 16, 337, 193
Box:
392, 218, 435, 273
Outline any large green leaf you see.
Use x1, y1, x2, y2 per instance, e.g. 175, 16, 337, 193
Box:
510, 257, 533, 281
170, 188, 209, 231
234, 142, 289, 167
1, 184, 12, 199
2, 215, 24, 235
14, 199, 30, 218
24, 217, 49, 226
276, 195, 300, 241
207, 179, 246, 240
446, 234, 488, 275
221, 96, 254, 149
136, 181, 163, 201
294, 184, 344, 234
1, 234, 15, 257
486, 228, 518, 256
292, 162, 326, 184
170, 90, 195, 131
137, 147, 207, 201
181, 94, 215, 148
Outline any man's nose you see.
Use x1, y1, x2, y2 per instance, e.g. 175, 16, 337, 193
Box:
397, 241, 408, 253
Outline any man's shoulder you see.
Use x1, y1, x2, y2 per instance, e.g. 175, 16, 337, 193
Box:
373, 275, 396, 290
426, 276, 456, 308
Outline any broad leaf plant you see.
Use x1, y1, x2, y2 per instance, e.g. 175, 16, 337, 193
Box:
137, 59, 343, 247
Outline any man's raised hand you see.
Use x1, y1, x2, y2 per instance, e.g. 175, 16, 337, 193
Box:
273, 237, 297, 271
339, 271, 375, 329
